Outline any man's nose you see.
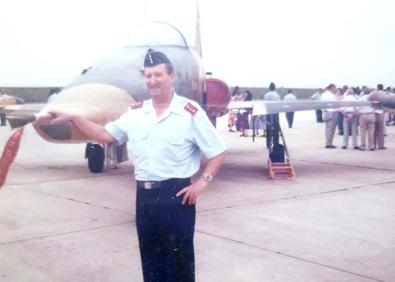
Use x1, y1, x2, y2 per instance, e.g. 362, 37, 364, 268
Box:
147, 76, 157, 84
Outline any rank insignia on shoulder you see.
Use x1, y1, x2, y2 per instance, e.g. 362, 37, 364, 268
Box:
130, 101, 143, 109
184, 102, 198, 116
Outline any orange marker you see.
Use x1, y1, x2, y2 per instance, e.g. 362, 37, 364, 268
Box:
0, 128, 24, 189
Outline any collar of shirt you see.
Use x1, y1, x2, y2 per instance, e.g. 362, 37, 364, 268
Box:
142, 92, 184, 121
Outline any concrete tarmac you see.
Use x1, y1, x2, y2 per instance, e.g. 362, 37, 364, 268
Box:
0, 111, 394, 282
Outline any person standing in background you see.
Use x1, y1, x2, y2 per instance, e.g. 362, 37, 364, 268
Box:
341, 87, 359, 149
321, 84, 338, 148
336, 86, 346, 135
311, 88, 324, 123
236, 90, 252, 137
283, 89, 297, 128
264, 82, 281, 148
374, 84, 386, 149
358, 88, 375, 151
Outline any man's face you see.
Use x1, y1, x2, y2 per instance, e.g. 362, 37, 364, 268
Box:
143, 64, 174, 98
329, 85, 337, 94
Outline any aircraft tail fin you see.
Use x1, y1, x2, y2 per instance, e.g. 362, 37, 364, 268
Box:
194, 0, 203, 57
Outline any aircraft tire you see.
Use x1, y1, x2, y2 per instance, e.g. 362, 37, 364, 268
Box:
86, 143, 105, 173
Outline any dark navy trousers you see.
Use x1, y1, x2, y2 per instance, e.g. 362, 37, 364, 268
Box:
136, 179, 195, 282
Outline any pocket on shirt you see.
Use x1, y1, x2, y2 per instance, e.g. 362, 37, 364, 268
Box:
129, 131, 149, 156
160, 131, 191, 164
162, 132, 185, 146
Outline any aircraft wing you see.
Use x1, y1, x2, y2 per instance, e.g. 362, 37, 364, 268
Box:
0, 103, 46, 129
228, 100, 372, 115
369, 91, 395, 114
0, 103, 46, 114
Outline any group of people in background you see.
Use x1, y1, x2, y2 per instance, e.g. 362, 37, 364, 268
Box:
318, 83, 393, 151
228, 82, 297, 139
227, 82, 394, 151
228, 88, 253, 136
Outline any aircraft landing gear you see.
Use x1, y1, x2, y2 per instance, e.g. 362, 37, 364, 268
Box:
85, 143, 105, 173
0, 113, 6, 126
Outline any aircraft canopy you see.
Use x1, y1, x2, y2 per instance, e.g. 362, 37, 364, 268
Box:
127, 22, 188, 48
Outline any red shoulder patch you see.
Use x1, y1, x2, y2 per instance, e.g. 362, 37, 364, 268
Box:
130, 101, 143, 110
184, 102, 198, 116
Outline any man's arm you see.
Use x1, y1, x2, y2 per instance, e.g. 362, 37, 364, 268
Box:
176, 151, 226, 205
199, 151, 226, 182
51, 112, 115, 144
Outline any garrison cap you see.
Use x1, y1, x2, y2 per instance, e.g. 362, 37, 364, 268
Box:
144, 48, 173, 67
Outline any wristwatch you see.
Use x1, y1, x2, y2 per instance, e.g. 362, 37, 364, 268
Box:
202, 172, 213, 182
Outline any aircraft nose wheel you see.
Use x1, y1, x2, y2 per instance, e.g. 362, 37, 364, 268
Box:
85, 143, 105, 173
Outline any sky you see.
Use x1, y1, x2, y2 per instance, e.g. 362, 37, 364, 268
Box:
1, 0, 395, 88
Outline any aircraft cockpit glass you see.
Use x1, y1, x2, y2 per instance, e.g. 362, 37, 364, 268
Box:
126, 22, 188, 48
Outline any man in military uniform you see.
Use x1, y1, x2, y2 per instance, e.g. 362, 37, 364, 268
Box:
321, 83, 338, 148
51, 49, 227, 282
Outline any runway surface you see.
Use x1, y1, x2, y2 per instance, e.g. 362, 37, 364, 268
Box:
1, 111, 394, 282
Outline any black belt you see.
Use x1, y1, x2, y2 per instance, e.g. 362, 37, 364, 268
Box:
137, 178, 191, 190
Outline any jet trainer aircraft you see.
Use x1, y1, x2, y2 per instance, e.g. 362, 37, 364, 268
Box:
0, 21, 231, 182
1, 21, 395, 187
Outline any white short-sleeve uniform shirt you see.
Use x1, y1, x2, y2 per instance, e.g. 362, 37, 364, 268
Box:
105, 93, 227, 181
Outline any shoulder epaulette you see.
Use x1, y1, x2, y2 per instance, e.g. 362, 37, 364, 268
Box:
184, 102, 198, 116
130, 101, 143, 110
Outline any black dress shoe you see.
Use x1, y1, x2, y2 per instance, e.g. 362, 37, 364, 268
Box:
341, 146, 347, 149
353, 146, 360, 150
325, 145, 336, 149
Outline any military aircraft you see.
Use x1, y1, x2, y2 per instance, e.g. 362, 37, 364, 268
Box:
0, 21, 231, 182
1, 21, 395, 187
